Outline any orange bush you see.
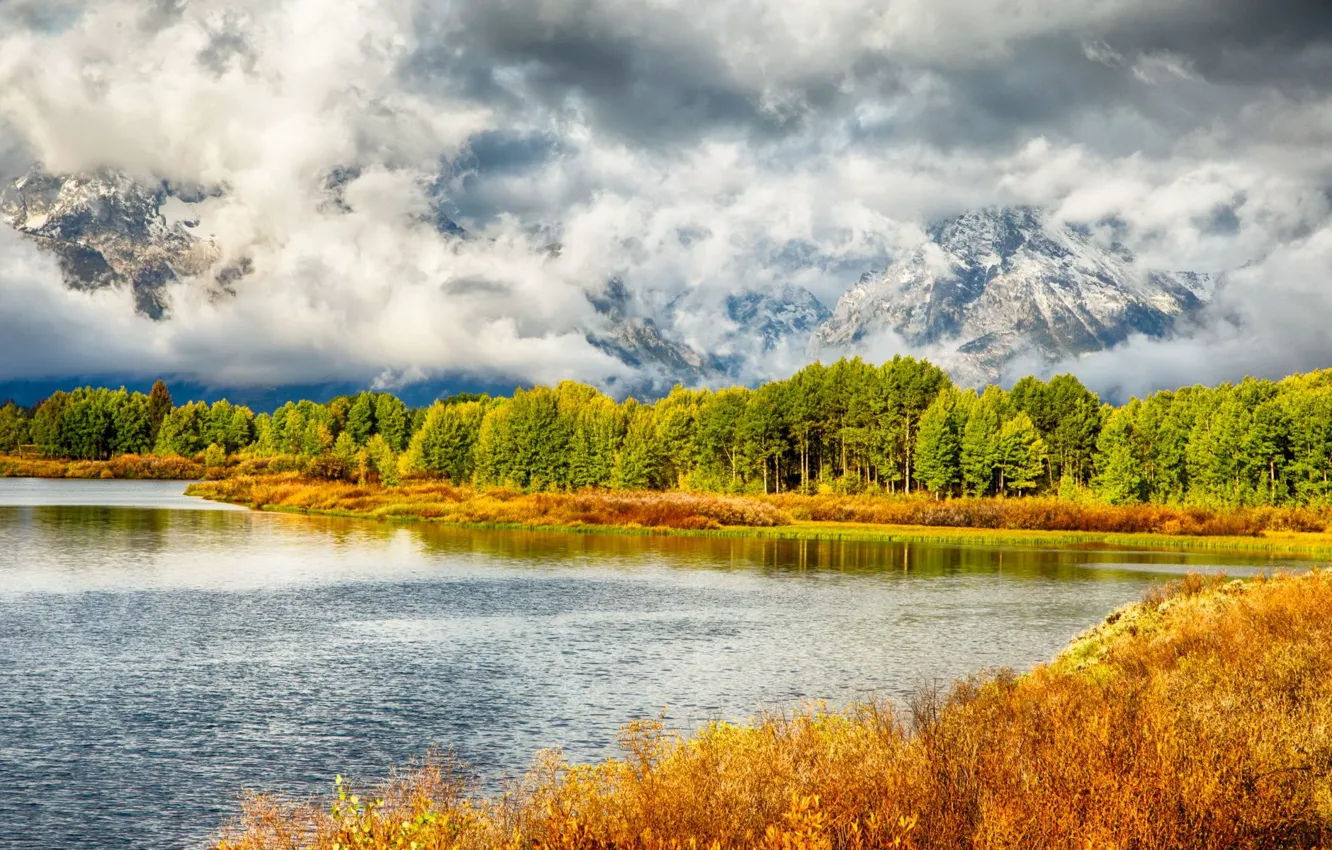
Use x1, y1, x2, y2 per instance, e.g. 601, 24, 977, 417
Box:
215, 570, 1332, 850
188, 475, 790, 530
762, 493, 1328, 536
189, 474, 1332, 536
0, 453, 205, 480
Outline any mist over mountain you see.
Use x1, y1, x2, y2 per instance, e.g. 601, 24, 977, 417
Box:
2, 0, 1332, 402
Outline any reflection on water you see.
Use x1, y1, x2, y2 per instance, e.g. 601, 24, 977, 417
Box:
0, 480, 1312, 850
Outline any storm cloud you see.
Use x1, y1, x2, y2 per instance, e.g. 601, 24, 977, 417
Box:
1, 0, 1331, 398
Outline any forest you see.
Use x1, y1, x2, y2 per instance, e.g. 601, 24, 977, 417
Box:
4, 357, 1332, 508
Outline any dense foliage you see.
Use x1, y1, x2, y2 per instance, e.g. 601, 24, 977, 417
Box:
10, 360, 1332, 507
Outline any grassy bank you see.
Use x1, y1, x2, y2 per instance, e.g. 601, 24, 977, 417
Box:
184, 473, 1332, 559
0, 453, 205, 480
215, 569, 1332, 850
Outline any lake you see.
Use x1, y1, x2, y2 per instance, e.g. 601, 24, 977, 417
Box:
0, 479, 1308, 849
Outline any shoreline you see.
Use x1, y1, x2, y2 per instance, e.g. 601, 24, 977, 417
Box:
188, 490, 1332, 560
212, 569, 1332, 849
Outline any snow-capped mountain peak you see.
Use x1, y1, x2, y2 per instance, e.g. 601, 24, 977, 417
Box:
814, 207, 1214, 385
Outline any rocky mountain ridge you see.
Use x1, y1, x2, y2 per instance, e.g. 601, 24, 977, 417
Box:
0, 169, 219, 317
814, 207, 1213, 385
2, 168, 1214, 392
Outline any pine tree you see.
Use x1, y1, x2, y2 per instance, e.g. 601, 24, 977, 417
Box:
147, 380, 173, 444
346, 394, 376, 446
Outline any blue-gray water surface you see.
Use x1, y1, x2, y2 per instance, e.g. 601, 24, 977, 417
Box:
0, 479, 1309, 849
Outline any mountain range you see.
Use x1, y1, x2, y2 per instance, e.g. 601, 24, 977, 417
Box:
0, 167, 1216, 395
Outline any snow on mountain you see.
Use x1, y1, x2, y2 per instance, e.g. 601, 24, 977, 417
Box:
723, 285, 832, 351
585, 277, 727, 395
813, 207, 1214, 385
0, 169, 1215, 394
0, 168, 220, 318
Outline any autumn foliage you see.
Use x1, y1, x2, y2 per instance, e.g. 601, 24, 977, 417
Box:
188, 473, 790, 530
0, 453, 204, 480
186, 472, 1332, 537
764, 492, 1329, 535
215, 569, 1332, 850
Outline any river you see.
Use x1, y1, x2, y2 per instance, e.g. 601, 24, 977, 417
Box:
0, 479, 1306, 849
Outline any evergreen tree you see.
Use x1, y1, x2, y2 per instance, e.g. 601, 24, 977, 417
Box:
147, 380, 173, 444
346, 393, 376, 446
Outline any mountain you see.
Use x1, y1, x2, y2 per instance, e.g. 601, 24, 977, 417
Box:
585, 278, 728, 395
723, 285, 832, 351
813, 207, 1213, 385
0, 168, 220, 318
0, 165, 465, 320
0, 169, 1214, 394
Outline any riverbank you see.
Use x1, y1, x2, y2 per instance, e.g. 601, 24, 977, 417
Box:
0, 453, 204, 480
185, 473, 1332, 559
215, 569, 1332, 850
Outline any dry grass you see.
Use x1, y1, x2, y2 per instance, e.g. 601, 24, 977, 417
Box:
187, 474, 790, 530
214, 569, 1332, 850
762, 492, 1329, 536
0, 453, 206, 480
187, 473, 1332, 538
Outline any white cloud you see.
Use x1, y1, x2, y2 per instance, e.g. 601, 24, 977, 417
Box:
1, 0, 1332, 399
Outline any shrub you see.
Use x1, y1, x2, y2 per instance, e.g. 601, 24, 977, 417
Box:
306, 454, 351, 482
215, 571, 1332, 850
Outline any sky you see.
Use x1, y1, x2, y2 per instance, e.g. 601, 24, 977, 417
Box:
1, 0, 1331, 401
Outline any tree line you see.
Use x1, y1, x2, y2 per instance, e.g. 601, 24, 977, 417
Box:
4, 359, 1332, 507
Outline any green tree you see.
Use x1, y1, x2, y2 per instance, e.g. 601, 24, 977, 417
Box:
695, 388, 750, 491
405, 400, 486, 483
156, 402, 210, 457
374, 394, 410, 453
914, 390, 963, 498
365, 433, 399, 486
346, 393, 376, 446
997, 412, 1048, 496
613, 403, 661, 490
0, 403, 29, 453
740, 384, 787, 493
110, 392, 153, 455
1093, 405, 1146, 505
960, 389, 1003, 497
29, 392, 69, 457
147, 380, 174, 445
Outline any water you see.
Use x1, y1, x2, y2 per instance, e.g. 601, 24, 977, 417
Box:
0, 479, 1309, 850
